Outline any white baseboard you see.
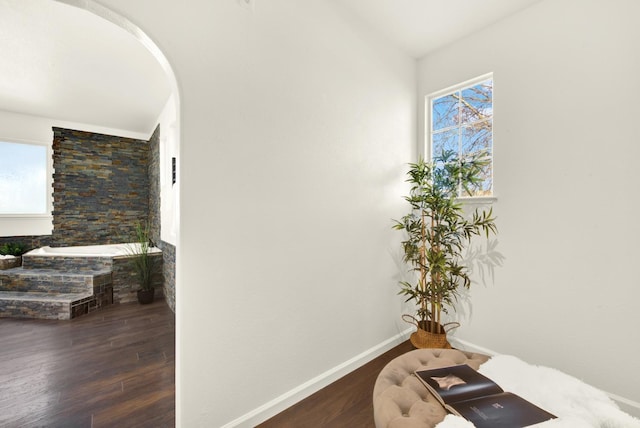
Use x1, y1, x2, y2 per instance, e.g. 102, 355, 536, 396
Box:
450, 337, 640, 418
221, 327, 413, 428
602, 392, 640, 419
449, 336, 499, 356
223, 334, 639, 426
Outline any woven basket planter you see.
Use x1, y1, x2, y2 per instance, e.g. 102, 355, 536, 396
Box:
403, 314, 459, 349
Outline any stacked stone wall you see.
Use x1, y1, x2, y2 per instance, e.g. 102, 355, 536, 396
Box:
158, 241, 175, 312
0, 236, 52, 254
148, 125, 175, 312
111, 253, 164, 303
148, 125, 161, 245
51, 128, 150, 246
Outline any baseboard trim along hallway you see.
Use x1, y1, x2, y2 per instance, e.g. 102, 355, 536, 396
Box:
222, 333, 640, 426
221, 327, 413, 428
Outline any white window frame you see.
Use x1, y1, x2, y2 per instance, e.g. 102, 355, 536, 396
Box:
426, 73, 496, 202
0, 138, 53, 236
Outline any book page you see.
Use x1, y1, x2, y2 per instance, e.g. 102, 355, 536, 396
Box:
450, 392, 556, 428
415, 364, 504, 405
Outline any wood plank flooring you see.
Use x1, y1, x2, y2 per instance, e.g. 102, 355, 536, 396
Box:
0, 300, 175, 428
1, 300, 413, 427
257, 340, 414, 427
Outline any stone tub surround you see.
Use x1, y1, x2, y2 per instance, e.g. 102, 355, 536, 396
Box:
1, 124, 176, 315
0, 256, 21, 270
0, 249, 163, 320
157, 241, 175, 312
0, 268, 111, 294
22, 251, 163, 304
111, 253, 164, 304
23, 255, 112, 271
0, 268, 113, 320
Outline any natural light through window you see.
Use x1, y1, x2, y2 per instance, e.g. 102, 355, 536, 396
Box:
0, 141, 48, 214
429, 75, 493, 197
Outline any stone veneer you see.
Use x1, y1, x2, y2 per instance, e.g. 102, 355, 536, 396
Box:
22, 255, 111, 271
0, 257, 21, 270
148, 126, 161, 245
149, 125, 176, 313
111, 254, 164, 304
51, 128, 150, 246
0, 236, 52, 255
158, 241, 175, 312
0, 269, 113, 320
1, 125, 176, 314
22, 252, 163, 304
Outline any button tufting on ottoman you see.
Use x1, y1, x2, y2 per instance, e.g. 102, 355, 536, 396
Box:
373, 348, 490, 428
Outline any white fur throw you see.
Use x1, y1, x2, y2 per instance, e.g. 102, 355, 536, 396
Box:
435, 355, 640, 428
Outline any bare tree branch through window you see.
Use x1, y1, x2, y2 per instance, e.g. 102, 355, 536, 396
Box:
430, 78, 493, 197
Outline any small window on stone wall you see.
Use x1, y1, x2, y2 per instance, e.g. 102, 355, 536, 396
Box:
0, 141, 48, 214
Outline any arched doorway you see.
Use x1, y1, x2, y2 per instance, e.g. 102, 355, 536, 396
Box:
0, 0, 180, 424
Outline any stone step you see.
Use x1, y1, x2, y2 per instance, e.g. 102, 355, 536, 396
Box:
0, 291, 95, 320
0, 267, 114, 320
0, 268, 112, 294
22, 254, 112, 271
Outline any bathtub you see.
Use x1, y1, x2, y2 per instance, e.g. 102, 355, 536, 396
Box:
22, 242, 163, 304
25, 243, 161, 257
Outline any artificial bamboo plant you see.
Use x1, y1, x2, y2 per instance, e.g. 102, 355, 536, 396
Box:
127, 221, 156, 292
393, 150, 497, 335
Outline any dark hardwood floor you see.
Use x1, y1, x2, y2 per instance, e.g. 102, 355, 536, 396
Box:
257, 340, 414, 427
1, 301, 412, 427
0, 300, 175, 428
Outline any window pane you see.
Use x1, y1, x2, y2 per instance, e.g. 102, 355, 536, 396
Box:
461, 80, 493, 124
0, 141, 47, 214
432, 93, 458, 131
461, 122, 492, 157
432, 129, 458, 158
462, 162, 493, 197
428, 75, 493, 198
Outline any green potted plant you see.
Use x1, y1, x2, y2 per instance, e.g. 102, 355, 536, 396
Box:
393, 150, 497, 348
127, 222, 157, 304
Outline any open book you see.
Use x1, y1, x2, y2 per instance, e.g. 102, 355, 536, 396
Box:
415, 364, 556, 428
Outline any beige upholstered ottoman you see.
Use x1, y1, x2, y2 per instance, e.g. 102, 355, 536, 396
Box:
373, 349, 490, 428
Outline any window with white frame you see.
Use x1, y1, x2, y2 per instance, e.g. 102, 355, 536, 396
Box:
429, 75, 493, 197
0, 141, 49, 215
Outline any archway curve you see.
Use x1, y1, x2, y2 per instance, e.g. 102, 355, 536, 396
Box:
52, 0, 181, 242
51, 0, 182, 421
54, 0, 179, 98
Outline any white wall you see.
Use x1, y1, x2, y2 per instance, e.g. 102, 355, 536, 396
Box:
98, 0, 416, 426
0, 109, 149, 237
155, 94, 179, 246
418, 0, 640, 415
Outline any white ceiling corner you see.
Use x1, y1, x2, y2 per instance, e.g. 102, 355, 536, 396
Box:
336, 0, 543, 58
0, 0, 542, 136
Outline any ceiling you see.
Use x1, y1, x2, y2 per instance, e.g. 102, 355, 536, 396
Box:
0, 0, 542, 135
0, 0, 171, 136
337, 0, 543, 58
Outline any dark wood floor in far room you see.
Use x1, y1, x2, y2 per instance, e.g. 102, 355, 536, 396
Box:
0, 299, 415, 427
0, 300, 175, 428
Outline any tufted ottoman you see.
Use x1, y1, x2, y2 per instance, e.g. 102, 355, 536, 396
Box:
373, 348, 490, 428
